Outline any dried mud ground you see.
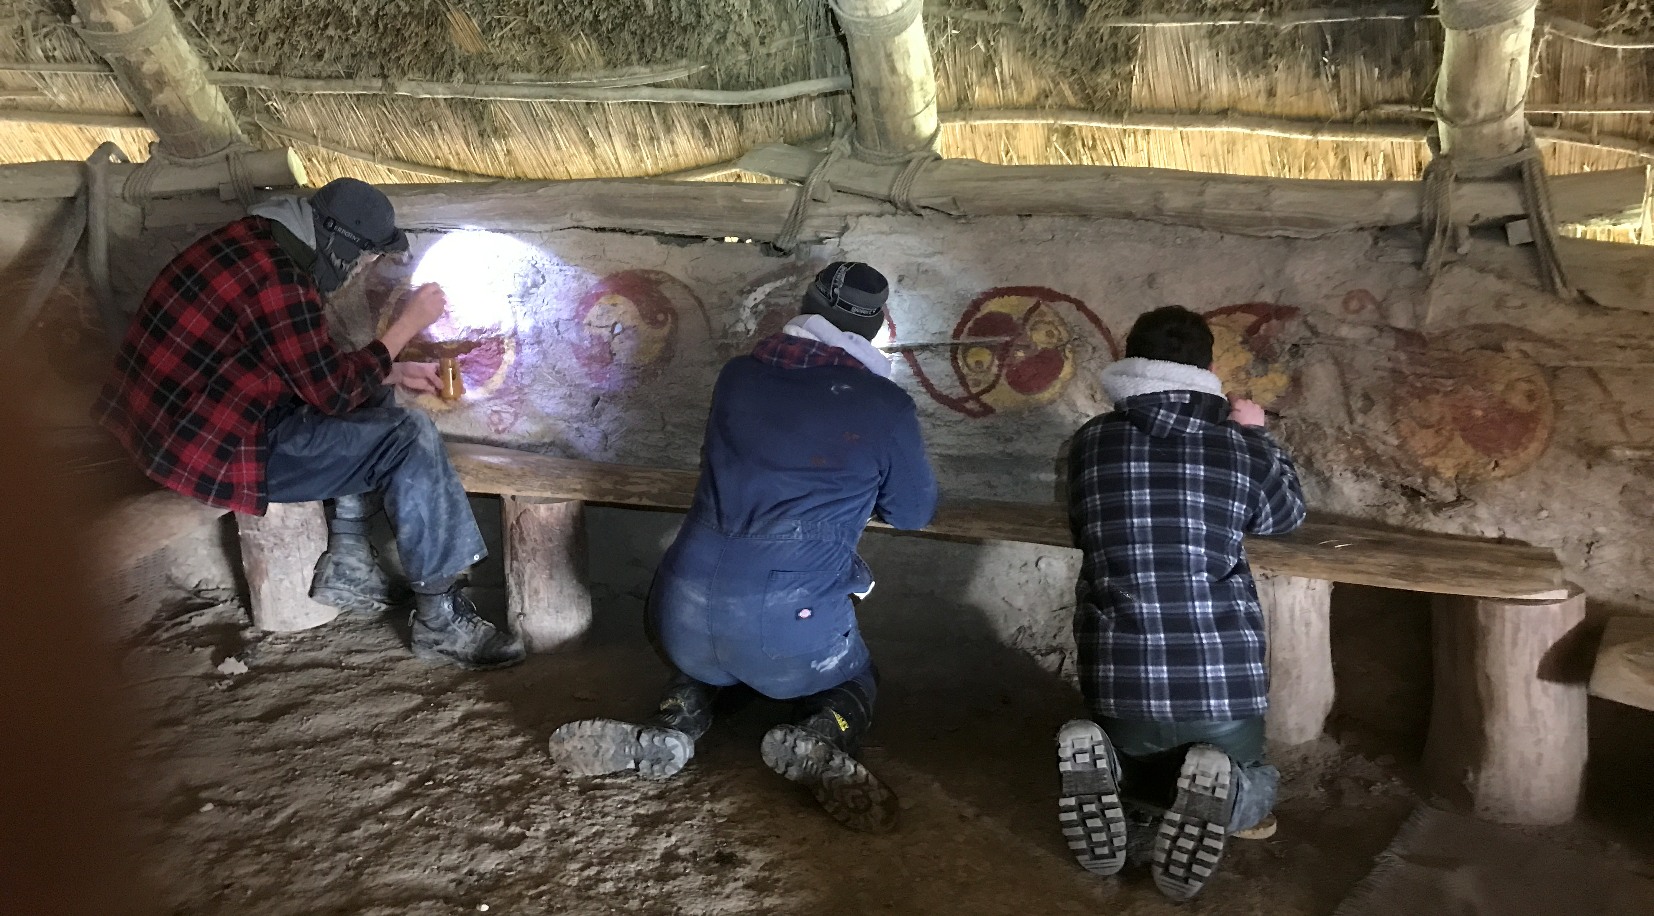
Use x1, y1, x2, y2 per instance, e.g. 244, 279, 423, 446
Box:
113, 574, 1653, 916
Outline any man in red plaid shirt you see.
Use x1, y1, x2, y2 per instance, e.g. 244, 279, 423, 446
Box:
96, 177, 523, 670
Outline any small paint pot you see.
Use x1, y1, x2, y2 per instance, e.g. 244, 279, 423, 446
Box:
439, 357, 464, 401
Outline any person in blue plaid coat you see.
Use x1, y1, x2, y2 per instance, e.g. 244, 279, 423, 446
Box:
549, 263, 937, 834
1055, 305, 1306, 902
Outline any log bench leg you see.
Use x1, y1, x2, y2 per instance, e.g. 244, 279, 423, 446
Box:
1424, 588, 1588, 825
502, 496, 591, 652
237, 502, 337, 632
1260, 575, 1335, 747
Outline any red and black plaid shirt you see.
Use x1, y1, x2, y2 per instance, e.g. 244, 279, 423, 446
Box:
95, 217, 390, 514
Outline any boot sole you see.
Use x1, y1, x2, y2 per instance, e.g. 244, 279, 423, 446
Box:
409, 641, 525, 671
548, 719, 691, 780
1151, 744, 1234, 902
310, 583, 397, 615
1056, 719, 1129, 877
309, 554, 408, 615
760, 724, 897, 834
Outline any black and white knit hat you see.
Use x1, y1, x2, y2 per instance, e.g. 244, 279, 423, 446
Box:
802, 261, 888, 340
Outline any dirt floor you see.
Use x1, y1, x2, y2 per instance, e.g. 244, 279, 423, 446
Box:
107, 560, 1653, 916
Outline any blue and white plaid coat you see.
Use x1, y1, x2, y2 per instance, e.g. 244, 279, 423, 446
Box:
1068, 358, 1307, 722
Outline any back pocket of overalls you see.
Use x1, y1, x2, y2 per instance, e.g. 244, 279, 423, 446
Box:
760, 569, 851, 660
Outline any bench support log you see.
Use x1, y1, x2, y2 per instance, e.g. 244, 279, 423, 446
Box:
502, 496, 592, 652
1424, 588, 1588, 824
1260, 575, 1335, 746
237, 502, 337, 632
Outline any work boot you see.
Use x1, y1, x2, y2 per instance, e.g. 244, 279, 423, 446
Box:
548, 675, 716, 780
1056, 719, 1130, 877
309, 493, 410, 614
760, 673, 898, 834
1151, 744, 1236, 902
409, 583, 526, 670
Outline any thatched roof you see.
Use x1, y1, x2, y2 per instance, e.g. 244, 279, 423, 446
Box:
3, 0, 1653, 242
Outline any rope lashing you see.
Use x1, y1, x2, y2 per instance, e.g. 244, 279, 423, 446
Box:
122, 140, 261, 206
1421, 153, 1460, 279
1438, 0, 1537, 32
774, 128, 853, 253
828, 0, 924, 40
73, 7, 173, 58
1421, 127, 1572, 296
887, 139, 940, 215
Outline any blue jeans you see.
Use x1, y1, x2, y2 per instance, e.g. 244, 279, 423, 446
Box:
1096, 716, 1279, 832
263, 387, 485, 588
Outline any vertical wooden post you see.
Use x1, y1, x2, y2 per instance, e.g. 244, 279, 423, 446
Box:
237, 502, 337, 631
72, 0, 247, 159
829, 0, 940, 158
1259, 575, 1335, 747
502, 497, 592, 652
1424, 587, 1589, 825
1434, 0, 1537, 164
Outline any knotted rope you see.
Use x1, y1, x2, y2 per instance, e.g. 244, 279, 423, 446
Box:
774, 128, 853, 253
1421, 127, 1571, 297
121, 140, 262, 206
827, 0, 924, 40
73, 7, 172, 58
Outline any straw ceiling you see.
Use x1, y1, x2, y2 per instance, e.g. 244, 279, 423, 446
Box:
1, 0, 1653, 241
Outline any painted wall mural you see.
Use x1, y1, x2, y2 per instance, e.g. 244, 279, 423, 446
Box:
133, 211, 1652, 618
568, 269, 710, 392
337, 229, 1557, 493
1204, 302, 1303, 408
900, 286, 1117, 418
362, 231, 537, 435
1387, 330, 1556, 484
734, 261, 829, 350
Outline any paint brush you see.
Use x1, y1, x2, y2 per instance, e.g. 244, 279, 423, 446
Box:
878, 336, 1028, 351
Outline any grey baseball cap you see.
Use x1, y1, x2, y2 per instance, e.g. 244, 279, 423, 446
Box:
310, 177, 409, 257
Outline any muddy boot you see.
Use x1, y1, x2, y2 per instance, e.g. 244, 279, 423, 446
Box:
309, 493, 410, 614
409, 582, 525, 670
1057, 719, 1129, 877
760, 671, 897, 834
548, 675, 716, 780
1151, 744, 1236, 902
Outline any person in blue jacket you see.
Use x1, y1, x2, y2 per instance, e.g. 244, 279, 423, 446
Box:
550, 262, 938, 833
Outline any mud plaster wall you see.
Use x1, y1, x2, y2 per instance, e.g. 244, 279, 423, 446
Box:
17, 205, 1654, 668
308, 216, 1649, 623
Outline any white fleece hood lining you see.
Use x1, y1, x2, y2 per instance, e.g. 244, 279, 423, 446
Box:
781, 314, 893, 378
1100, 357, 1224, 403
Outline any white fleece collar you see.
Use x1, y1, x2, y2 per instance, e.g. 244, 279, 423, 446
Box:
782, 314, 893, 378
248, 196, 317, 249
1100, 357, 1224, 402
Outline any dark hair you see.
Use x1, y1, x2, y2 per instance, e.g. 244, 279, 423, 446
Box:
1124, 306, 1213, 368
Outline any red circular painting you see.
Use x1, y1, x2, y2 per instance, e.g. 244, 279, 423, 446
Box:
901, 286, 1116, 418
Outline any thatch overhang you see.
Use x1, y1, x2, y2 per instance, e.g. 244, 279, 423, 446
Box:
0, 0, 1651, 241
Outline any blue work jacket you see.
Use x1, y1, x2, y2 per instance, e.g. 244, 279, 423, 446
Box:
650, 343, 937, 699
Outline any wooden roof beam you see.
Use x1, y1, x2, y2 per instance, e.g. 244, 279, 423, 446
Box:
71, 0, 246, 159
831, 0, 940, 160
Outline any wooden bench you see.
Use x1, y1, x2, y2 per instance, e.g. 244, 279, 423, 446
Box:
227, 441, 1586, 825
1590, 616, 1654, 713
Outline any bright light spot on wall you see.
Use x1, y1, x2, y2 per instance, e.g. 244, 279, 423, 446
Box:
872, 321, 894, 349
411, 229, 547, 337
